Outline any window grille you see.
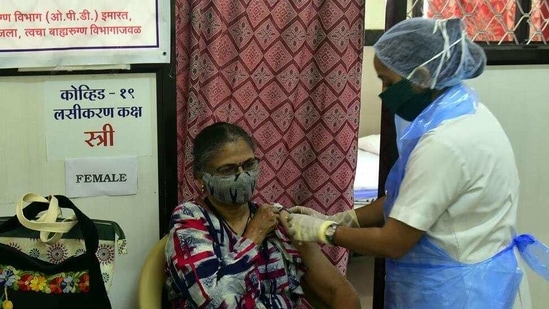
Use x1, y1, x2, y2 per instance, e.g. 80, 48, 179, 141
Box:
408, 0, 549, 45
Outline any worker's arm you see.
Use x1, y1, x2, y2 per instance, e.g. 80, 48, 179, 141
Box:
333, 217, 423, 259
354, 196, 386, 228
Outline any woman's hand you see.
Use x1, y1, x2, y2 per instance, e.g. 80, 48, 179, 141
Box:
243, 204, 278, 245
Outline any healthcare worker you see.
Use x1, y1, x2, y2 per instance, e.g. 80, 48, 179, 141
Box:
285, 17, 549, 309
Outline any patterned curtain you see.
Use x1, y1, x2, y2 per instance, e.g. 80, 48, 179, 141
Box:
175, 0, 365, 275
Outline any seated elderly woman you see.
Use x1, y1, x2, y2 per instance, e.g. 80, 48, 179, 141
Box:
164, 122, 360, 309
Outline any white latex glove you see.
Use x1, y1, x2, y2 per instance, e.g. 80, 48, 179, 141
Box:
289, 206, 359, 228
286, 213, 336, 244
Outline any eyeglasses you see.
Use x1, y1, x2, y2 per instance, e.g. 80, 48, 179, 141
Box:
213, 157, 260, 176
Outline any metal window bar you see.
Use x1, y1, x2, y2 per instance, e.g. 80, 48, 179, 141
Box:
382, 1, 549, 71
516, 0, 533, 44
409, 0, 539, 44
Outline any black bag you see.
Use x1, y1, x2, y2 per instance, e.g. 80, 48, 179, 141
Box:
0, 195, 112, 309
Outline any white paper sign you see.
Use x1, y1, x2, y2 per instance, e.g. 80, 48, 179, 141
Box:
65, 156, 137, 197
0, 0, 169, 68
44, 75, 152, 161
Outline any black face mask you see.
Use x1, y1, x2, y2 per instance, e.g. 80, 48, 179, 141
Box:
379, 79, 434, 121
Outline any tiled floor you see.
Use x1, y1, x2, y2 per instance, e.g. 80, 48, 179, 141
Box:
346, 255, 375, 309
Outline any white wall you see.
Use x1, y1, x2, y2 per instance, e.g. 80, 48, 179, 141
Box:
466, 65, 549, 309
359, 0, 385, 137
0, 73, 159, 309
358, 0, 384, 138
359, 47, 382, 137
364, 0, 385, 30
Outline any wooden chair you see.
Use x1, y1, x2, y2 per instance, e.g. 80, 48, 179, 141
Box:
137, 235, 168, 309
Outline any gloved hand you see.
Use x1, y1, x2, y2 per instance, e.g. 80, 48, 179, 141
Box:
286, 213, 336, 244
289, 206, 360, 228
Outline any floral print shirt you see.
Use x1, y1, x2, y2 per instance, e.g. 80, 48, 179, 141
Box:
164, 201, 306, 309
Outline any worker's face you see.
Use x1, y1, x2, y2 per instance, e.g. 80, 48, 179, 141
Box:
373, 56, 428, 93
373, 55, 403, 92
373, 55, 434, 122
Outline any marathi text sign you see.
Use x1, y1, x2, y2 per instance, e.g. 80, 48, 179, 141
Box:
0, 1, 169, 68
44, 75, 153, 161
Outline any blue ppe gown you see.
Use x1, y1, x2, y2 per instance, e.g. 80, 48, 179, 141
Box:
383, 84, 549, 309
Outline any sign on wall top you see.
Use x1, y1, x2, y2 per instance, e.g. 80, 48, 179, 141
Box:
0, 1, 170, 69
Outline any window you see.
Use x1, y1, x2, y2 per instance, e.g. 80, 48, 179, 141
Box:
409, 0, 549, 44
380, 0, 549, 64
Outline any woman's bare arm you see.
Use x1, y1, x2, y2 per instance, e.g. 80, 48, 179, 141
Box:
297, 242, 361, 309
278, 212, 360, 309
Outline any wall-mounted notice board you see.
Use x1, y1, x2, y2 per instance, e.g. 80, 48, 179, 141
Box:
0, 0, 170, 69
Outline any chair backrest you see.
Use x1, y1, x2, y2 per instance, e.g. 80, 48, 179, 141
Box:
138, 235, 168, 309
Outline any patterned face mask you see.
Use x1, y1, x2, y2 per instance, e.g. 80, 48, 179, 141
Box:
201, 169, 259, 205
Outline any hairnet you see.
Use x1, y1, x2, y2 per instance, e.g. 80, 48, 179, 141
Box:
374, 17, 486, 89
